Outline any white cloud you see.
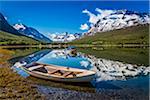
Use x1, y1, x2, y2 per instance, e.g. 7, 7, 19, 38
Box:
82, 8, 117, 25
80, 23, 89, 30
82, 9, 99, 24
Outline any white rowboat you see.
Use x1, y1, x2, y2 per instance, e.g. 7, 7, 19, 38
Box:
21, 62, 96, 82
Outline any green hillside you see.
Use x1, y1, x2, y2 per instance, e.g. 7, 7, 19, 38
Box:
70, 24, 149, 46
0, 31, 40, 45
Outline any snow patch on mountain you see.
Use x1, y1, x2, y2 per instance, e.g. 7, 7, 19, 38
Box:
82, 8, 150, 35
13, 23, 26, 30
4, 16, 7, 20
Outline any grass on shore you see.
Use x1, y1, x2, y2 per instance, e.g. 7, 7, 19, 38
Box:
0, 67, 45, 99
0, 48, 45, 99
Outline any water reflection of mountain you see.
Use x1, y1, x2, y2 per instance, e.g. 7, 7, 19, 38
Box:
85, 54, 150, 82
37, 49, 92, 70
20, 49, 51, 64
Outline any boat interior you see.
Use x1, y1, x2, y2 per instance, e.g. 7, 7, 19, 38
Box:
25, 63, 84, 78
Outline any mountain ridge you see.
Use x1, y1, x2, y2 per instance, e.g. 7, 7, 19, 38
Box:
13, 23, 52, 43
0, 13, 23, 36
49, 32, 83, 43
0, 13, 42, 45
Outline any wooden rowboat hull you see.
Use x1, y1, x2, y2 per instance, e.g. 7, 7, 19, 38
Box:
26, 70, 95, 82
20, 63, 96, 82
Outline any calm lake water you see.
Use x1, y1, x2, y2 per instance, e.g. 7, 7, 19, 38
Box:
4, 47, 150, 99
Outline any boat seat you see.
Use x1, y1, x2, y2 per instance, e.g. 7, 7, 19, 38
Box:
63, 72, 77, 77
48, 69, 59, 74
28, 65, 44, 71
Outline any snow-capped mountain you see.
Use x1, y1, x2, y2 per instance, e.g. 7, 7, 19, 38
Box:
49, 32, 82, 42
0, 13, 23, 36
13, 23, 52, 43
82, 9, 150, 35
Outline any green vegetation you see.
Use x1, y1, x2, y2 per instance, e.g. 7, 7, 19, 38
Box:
0, 31, 40, 45
78, 47, 149, 66
71, 25, 149, 46
0, 48, 45, 99
0, 67, 45, 99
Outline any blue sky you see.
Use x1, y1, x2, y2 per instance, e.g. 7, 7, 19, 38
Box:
0, 1, 149, 35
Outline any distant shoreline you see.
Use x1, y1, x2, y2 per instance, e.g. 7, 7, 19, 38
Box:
0, 44, 149, 49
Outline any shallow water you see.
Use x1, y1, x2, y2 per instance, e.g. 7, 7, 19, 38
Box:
4, 47, 150, 99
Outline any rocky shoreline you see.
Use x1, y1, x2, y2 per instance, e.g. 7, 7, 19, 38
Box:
37, 85, 148, 100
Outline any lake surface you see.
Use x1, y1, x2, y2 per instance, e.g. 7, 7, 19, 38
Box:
2, 47, 150, 99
